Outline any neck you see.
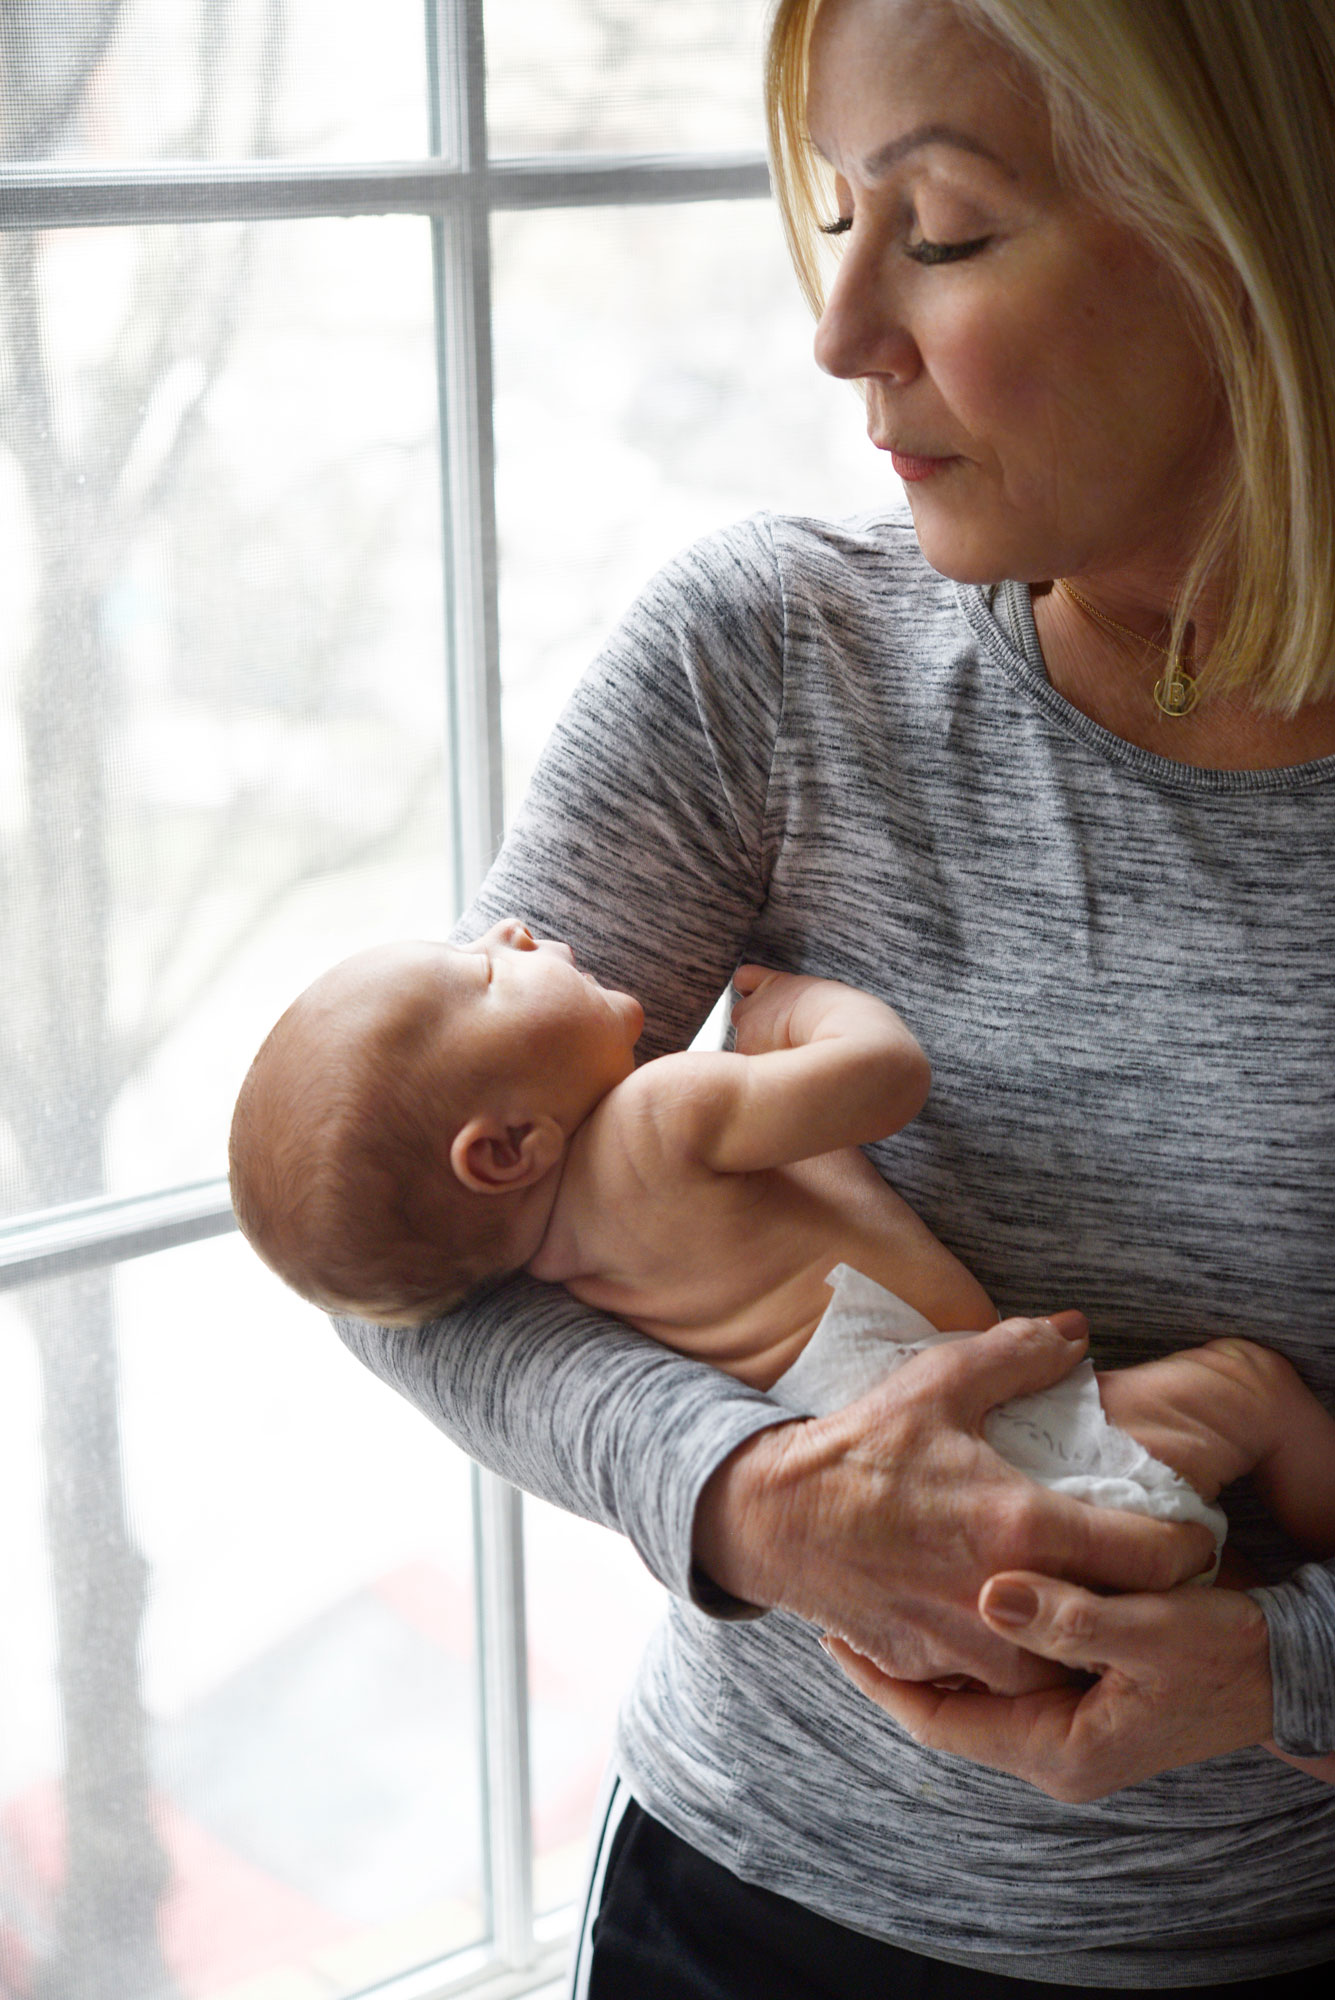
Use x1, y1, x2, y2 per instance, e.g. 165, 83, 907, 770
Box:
522, 1123, 600, 1284
1030, 580, 1335, 770
496, 1160, 565, 1279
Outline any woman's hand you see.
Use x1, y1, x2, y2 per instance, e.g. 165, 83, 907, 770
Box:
693, 1312, 1217, 1695
825, 1571, 1274, 1800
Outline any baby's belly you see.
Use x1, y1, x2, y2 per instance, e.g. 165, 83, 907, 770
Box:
605, 1149, 996, 1369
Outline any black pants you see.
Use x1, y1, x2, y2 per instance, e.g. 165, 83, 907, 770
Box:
580, 1791, 1330, 2000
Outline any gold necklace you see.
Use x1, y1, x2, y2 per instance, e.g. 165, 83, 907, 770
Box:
1055, 578, 1199, 717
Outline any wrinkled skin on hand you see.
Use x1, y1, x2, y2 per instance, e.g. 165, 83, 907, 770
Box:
694, 1312, 1216, 1695
825, 1566, 1284, 1801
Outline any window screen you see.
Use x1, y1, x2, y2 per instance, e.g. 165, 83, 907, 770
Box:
0, 5, 895, 1994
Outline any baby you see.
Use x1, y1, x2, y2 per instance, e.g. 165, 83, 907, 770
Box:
229, 918, 1335, 1598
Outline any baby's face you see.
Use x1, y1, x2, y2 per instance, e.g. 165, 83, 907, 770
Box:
450, 918, 645, 1116
299, 924, 643, 1143
321, 923, 643, 1132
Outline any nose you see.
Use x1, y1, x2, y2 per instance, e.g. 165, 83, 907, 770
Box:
812, 232, 921, 387
484, 917, 537, 950
485, 918, 576, 964
535, 937, 575, 965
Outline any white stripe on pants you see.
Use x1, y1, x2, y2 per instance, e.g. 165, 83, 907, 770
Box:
569, 1768, 634, 2000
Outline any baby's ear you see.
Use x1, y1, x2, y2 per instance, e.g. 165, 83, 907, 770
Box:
450, 1113, 564, 1194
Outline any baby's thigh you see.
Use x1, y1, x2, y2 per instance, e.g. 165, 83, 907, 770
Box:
1096, 1340, 1287, 1497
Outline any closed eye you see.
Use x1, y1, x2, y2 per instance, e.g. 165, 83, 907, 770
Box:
906, 234, 992, 265
818, 218, 992, 266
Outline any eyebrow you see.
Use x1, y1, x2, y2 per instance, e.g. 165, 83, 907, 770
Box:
847, 122, 1016, 182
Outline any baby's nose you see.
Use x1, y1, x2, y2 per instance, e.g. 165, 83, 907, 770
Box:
488, 917, 534, 947
536, 937, 575, 964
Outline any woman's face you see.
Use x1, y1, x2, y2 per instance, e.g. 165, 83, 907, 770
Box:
805, 0, 1229, 589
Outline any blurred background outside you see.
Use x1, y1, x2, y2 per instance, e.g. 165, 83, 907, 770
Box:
0, 3, 896, 1996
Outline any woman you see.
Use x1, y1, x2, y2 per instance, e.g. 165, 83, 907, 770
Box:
337, 0, 1335, 1990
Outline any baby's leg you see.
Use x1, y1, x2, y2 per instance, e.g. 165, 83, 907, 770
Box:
1097, 1339, 1335, 1558
1102, 1342, 1335, 1787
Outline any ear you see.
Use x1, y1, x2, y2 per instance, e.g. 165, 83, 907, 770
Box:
450, 1112, 565, 1194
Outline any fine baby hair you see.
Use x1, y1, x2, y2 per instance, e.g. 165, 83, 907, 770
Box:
228, 942, 522, 1328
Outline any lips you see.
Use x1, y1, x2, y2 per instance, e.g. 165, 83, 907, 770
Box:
888, 448, 953, 482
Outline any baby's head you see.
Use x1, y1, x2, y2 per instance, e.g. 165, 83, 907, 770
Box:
229, 920, 644, 1325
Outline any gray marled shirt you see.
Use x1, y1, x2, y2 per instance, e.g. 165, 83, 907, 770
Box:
337, 512, 1335, 1984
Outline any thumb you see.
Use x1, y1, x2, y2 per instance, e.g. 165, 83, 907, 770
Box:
926, 1312, 1089, 1429
977, 1571, 1126, 1675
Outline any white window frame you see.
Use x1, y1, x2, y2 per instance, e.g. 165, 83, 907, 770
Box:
0, 2, 768, 1992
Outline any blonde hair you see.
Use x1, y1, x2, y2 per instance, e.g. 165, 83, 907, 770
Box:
765, 0, 1335, 711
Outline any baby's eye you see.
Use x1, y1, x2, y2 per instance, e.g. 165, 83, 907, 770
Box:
819, 214, 852, 237
905, 234, 992, 266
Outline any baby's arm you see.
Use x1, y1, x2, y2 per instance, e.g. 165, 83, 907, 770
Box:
681, 966, 930, 1174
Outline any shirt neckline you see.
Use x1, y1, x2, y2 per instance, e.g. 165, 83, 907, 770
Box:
964, 577, 1335, 796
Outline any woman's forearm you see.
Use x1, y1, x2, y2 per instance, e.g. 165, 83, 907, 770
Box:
335, 1273, 789, 1596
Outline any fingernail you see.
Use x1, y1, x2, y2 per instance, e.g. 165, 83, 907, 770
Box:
984, 1581, 1038, 1627
1040, 1310, 1087, 1342
818, 1635, 833, 1654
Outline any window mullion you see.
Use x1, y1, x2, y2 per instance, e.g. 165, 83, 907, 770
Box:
430, 0, 535, 1975
0, 152, 769, 232
0, 1180, 235, 1288
431, 0, 503, 911
472, 1468, 537, 1975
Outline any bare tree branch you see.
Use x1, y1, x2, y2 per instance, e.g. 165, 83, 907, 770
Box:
2, 1, 451, 1982
110, 0, 287, 501
0, 230, 67, 540
112, 755, 441, 1087
1, 7, 296, 1985
91, 1, 287, 515
116, 443, 430, 1025
0, 0, 130, 162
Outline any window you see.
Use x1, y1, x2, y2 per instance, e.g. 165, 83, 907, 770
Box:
0, 5, 888, 1994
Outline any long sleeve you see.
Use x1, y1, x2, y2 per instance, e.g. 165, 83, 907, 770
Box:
334, 515, 796, 1596
1253, 1564, 1335, 1757
334, 1281, 782, 1598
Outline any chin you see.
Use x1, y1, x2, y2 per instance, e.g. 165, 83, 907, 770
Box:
907, 504, 1057, 589
909, 523, 1015, 587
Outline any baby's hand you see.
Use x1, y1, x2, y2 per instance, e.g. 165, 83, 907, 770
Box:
714, 967, 931, 1166
730, 965, 819, 1055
